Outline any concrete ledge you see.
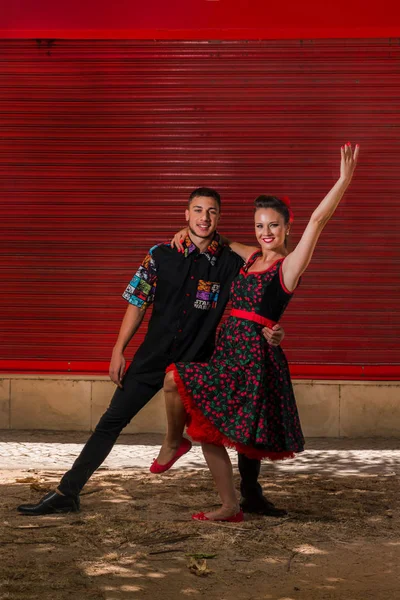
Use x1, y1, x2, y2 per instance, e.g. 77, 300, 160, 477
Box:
0, 379, 10, 429
340, 383, 400, 437
0, 374, 399, 437
294, 382, 340, 437
11, 379, 92, 431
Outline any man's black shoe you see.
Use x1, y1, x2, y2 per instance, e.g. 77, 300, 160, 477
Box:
241, 496, 287, 517
17, 491, 80, 515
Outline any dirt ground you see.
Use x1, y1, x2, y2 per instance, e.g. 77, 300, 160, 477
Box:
1, 464, 399, 600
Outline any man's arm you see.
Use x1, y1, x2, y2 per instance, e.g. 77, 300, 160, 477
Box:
111, 246, 158, 388
262, 324, 285, 347
109, 304, 146, 388
220, 237, 258, 263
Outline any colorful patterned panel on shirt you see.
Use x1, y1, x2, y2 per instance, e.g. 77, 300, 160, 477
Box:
122, 246, 158, 309
204, 237, 221, 266
194, 280, 220, 310
183, 238, 196, 258
181, 233, 223, 266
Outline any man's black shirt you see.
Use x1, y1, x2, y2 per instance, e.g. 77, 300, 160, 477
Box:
122, 234, 244, 377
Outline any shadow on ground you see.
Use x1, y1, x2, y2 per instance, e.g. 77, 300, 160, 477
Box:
1, 462, 399, 600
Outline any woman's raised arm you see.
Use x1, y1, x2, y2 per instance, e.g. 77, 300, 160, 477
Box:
282, 143, 359, 292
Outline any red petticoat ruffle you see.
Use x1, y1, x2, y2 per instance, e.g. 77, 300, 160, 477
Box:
166, 364, 295, 462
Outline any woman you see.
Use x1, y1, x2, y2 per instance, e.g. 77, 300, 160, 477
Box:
150, 144, 359, 522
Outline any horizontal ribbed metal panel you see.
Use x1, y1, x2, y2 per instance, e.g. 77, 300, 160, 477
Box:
1, 39, 399, 373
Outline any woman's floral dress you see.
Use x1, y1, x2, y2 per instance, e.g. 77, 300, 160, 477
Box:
168, 252, 305, 460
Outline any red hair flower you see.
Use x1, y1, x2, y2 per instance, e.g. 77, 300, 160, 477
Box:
281, 195, 294, 224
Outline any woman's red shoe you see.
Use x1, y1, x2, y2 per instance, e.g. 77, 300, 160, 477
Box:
150, 438, 192, 474
191, 510, 244, 523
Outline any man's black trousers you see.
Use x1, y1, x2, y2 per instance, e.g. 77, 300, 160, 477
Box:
58, 365, 264, 500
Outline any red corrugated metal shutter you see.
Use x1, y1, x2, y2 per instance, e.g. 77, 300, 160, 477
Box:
1, 39, 399, 377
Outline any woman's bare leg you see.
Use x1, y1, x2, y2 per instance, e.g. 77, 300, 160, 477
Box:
155, 371, 188, 465
200, 443, 240, 519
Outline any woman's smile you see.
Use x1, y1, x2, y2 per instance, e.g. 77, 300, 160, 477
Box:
261, 235, 275, 244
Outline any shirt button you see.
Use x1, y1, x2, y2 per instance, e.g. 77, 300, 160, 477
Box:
186, 293, 190, 297
190, 276, 195, 280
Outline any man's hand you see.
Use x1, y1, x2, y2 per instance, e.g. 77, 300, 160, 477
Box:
262, 324, 285, 346
109, 348, 126, 389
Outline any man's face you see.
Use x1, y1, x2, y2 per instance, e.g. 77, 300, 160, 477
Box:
185, 196, 220, 240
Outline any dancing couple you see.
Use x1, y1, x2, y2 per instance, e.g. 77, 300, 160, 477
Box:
17, 144, 358, 522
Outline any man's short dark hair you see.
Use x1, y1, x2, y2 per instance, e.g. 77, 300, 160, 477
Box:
188, 187, 221, 209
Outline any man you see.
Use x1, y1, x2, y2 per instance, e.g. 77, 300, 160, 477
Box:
18, 187, 286, 516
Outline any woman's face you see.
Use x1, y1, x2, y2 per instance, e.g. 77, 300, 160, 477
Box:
254, 208, 288, 251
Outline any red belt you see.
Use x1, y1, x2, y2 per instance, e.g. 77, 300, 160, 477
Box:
230, 308, 276, 329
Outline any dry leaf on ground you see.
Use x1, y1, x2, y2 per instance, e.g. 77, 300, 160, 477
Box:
187, 557, 212, 577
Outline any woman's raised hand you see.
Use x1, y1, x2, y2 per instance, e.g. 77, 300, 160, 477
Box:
171, 227, 189, 252
340, 143, 360, 183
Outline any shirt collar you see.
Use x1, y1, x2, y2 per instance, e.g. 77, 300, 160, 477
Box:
182, 232, 223, 266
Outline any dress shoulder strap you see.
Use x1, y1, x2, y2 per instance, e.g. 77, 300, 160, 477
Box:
244, 250, 262, 271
